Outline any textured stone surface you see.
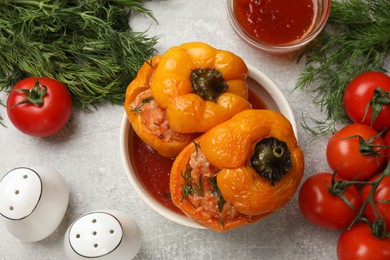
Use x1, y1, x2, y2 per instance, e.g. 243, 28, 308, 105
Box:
1, 1, 388, 259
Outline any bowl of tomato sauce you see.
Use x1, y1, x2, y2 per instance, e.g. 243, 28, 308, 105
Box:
120, 65, 297, 228
227, 0, 331, 54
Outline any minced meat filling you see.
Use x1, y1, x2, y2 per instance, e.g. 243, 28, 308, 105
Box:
131, 89, 190, 142
185, 148, 240, 222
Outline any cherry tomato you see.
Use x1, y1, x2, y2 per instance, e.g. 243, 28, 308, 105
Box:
362, 173, 390, 232
298, 172, 361, 229
337, 223, 390, 260
7, 77, 72, 137
384, 130, 390, 163
343, 71, 390, 132
326, 124, 385, 181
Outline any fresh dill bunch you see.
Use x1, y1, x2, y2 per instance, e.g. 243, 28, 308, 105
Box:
296, 0, 390, 136
0, 0, 158, 111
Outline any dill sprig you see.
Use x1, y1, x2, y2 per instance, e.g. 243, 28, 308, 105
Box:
0, 0, 158, 113
0, 100, 5, 127
130, 96, 153, 112
296, 0, 390, 136
211, 176, 225, 212
181, 164, 203, 201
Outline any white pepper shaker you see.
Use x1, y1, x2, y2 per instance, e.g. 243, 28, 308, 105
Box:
0, 166, 69, 242
64, 210, 142, 260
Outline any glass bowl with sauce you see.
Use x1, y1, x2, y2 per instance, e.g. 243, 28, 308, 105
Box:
227, 0, 331, 54
120, 65, 298, 228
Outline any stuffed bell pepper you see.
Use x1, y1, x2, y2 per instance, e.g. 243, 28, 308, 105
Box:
170, 109, 304, 232
124, 42, 251, 157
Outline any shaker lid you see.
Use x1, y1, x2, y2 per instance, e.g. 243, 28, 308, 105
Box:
68, 212, 123, 257
0, 167, 42, 220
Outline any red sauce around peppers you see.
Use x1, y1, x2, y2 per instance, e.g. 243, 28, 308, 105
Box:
234, 0, 315, 45
129, 89, 268, 214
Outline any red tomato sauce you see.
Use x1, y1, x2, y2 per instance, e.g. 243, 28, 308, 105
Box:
129, 88, 268, 214
234, 0, 315, 45
129, 132, 183, 214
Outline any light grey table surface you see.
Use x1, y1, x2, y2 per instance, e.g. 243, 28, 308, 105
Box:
2, 1, 387, 259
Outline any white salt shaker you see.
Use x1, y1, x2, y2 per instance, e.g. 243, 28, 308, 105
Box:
0, 166, 69, 242
64, 210, 142, 260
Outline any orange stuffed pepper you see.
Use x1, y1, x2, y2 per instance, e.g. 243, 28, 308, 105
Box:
124, 42, 251, 157
151, 42, 251, 133
124, 56, 197, 158
170, 109, 304, 232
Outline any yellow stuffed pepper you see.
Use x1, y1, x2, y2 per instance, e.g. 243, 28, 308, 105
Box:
124, 42, 251, 157
151, 42, 251, 133
170, 109, 304, 231
124, 56, 197, 158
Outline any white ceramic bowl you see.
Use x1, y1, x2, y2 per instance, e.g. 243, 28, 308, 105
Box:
120, 65, 297, 228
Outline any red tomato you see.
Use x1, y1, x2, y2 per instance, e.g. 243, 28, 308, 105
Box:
362, 174, 390, 232
384, 130, 390, 163
298, 172, 361, 229
337, 223, 390, 260
343, 71, 390, 132
7, 78, 72, 137
326, 124, 385, 181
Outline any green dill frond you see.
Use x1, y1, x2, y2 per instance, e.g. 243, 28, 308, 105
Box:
193, 141, 201, 158
0, 0, 157, 111
180, 164, 204, 201
296, 0, 390, 136
130, 96, 153, 112
211, 176, 226, 212
0, 99, 5, 127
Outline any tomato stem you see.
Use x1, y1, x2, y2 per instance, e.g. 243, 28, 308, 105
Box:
342, 162, 390, 238
343, 132, 388, 160
362, 88, 390, 127
329, 175, 352, 194
12, 80, 47, 108
328, 176, 359, 213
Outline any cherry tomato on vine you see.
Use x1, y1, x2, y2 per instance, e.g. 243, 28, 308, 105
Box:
298, 172, 361, 229
7, 77, 72, 137
343, 71, 390, 132
337, 223, 390, 260
326, 124, 385, 181
362, 174, 390, 232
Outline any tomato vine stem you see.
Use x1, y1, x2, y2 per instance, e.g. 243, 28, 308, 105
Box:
332, 162, 390, 239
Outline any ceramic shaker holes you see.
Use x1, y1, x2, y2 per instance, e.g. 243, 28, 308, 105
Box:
0, 166, 69, 242
64, 210, 142, 260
